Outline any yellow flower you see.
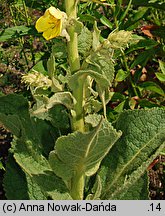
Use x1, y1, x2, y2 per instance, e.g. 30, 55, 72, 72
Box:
35, 6, 67, 40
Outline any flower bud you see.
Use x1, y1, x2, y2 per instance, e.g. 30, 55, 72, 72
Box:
107, 30, 132, 49
22, 71, 52, 90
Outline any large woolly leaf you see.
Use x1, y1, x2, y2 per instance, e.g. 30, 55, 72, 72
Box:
13, 137, 71, 200
68, 69, 110, 92
99, 108, 165, 199
32, 171, 72, 200
31, 92, 75, 117
4, 154, 30, 200
0, 94, 71, 199
4, 154, 47, 200
78, 26, 92, 55
118, 173, 149, 200
86, 49, 114, 85
0, 94, 51, 173
49, 116, 121, 182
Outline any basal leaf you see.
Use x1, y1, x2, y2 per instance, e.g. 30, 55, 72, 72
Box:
4, 154, 30, 200
100, 108, 165, 200
86, 175, 102, 200
0, 114, 21, 137
119, 173, 149, 200
49, 116, 121, 182
0, 94, 70, 199
32, 171, 72, 200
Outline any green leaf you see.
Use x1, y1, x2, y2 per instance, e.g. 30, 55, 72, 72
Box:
139, 81, 165, 96
86, 50, 115, 85
49, 116, 121, 182
86, 175, 102, 200
31, 60, 47, 75
79, 14, 95, 24
13, 138, 51, 175
100, 16, 113, 30
0, 94, 29, 137
46, 105, 70, 131
119, 173, 149, 200
138, 99, 160, 108
0, 26, 37, 42
52, 40, 67, 59
126, 37, 158, 54
155, 73, 165, 82
0, 94, 70, 199
115, 69, 129, 82
114, 101, 126, 113
32, 92, 75, 117
4, 154, 47, 200
151, 26, 165, 40
92, 21, 101, 51
0, 114, 21, 137
99, 108, 165, 199
131, 49, 156, 68
47, 53, 56, 78
4, 154, 31, 200
68, 70, 110, 92
32, 171, 72, 200
123, 7, 148, 30
0, 159, 5, 171
159, 60, 165, 75
78, 27, 92, 55
72, 19, 83, 34
132, 0, 165, 10
47, 52, 63, 92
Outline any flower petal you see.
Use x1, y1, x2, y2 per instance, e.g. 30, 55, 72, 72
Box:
48, 6, 63, 19
35, 15, 52, 32
42, 20, 62, 40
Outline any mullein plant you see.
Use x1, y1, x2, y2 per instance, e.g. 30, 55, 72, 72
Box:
22, 0, 128, 199
1, 0, 165, 200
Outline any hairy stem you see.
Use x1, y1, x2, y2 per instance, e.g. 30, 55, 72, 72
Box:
65, 0, 85, 199
65, 0, 85, 133
70, 172, 84, 200
65, 0, 80, 73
